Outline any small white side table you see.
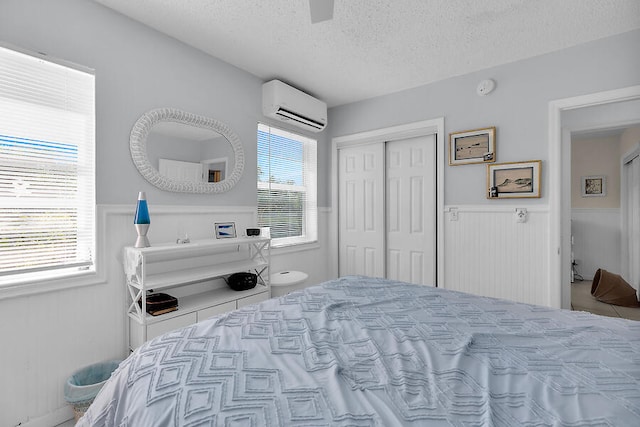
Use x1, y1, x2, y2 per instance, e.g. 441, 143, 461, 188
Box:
270, 271, 308, 297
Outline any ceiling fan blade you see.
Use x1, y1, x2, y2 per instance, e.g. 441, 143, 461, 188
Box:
309, 0, 334, 24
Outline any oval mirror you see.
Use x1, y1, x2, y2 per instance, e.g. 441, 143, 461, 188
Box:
130, 108, 244, 193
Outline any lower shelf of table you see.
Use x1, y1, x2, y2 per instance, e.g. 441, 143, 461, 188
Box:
128, 284, 270, 325
128, 285, 271, 349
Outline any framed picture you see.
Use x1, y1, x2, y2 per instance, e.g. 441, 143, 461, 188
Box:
487, 160, 541, 199
581, 175, 606, 197
215, 222, 236, 239
449, 127, 496, 166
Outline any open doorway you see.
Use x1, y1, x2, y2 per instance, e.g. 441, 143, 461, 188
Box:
569, 125, 640, 320
549, 86, 640, 311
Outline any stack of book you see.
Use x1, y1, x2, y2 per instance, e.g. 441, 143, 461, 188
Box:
139, 293, 178, 316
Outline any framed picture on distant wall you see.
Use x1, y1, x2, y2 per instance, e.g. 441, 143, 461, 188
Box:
581, 175, 606, 197
449, 127, 496, 165
487, 160, 541, 199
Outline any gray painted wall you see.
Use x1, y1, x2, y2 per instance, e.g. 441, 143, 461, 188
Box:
328, 29, 640, 206
0, 0, 332, 207
2, 0, 636, 210
1, 1, 639, 425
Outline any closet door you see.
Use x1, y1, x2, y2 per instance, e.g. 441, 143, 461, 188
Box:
386, 135, 436, 285
623, 152, 640, 296
338, 134, 437, 284
338, 143, 385, 277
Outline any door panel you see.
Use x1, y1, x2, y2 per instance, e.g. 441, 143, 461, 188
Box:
338, 143, 385, 277
386, 135, 436, 285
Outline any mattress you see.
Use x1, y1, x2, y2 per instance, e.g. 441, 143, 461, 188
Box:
78, 276, 640, 426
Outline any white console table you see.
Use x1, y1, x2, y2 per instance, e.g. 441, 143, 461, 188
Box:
124, 235, 270, 349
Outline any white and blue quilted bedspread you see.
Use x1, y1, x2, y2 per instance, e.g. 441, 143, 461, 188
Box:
79, 276, 640, 426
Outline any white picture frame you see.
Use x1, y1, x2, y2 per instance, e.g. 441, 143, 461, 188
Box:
215, 222, 236, 238
581, 175, 606, 197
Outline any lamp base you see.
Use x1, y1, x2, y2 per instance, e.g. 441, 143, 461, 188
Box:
134, 235, 150, 248
134, 224, 150, 248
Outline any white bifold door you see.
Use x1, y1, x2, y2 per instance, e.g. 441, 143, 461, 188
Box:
622, 147, 640, 298
338, 134, 436, 285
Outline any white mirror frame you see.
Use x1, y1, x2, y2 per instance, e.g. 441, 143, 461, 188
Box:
130, 108, 245, 193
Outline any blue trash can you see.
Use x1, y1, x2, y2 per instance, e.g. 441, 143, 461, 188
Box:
64, 360, 122, 421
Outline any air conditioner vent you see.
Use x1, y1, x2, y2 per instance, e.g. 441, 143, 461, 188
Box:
275, 107, 325, 130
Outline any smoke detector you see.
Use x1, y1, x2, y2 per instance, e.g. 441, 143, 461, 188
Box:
476, 79, 496, 96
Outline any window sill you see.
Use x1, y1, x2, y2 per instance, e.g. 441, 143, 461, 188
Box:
0, 270, 105, 300
271, 240, 320, 255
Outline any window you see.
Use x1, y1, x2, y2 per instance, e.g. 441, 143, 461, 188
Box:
257, 123, 317, 247
0, 45, 95, 287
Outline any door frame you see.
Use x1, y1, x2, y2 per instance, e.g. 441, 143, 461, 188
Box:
548, 85, 640, 309
331, 117, 445, 286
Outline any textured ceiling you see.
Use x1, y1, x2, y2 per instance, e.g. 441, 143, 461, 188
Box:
94, 0, 640, 107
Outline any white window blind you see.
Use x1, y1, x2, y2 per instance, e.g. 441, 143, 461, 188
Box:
257, 123, 317, 247
0, 45, 95, 285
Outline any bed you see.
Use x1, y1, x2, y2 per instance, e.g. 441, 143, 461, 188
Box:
78, 276, 640, 426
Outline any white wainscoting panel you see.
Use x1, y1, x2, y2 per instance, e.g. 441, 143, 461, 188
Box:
571, 208, 621, 280
1, 205, 338, 427
444, 205, 550, 306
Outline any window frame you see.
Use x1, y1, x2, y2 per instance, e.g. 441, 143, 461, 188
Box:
257, 123, 318, 248
0, 43, 97, 296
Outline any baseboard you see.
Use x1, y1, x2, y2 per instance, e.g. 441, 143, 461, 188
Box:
19, 405, 73, 427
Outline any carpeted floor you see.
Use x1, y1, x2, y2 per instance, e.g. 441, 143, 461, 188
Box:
571, 280, 640, 321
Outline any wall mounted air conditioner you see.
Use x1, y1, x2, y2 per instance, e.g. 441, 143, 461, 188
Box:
262, 80, 327, 133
